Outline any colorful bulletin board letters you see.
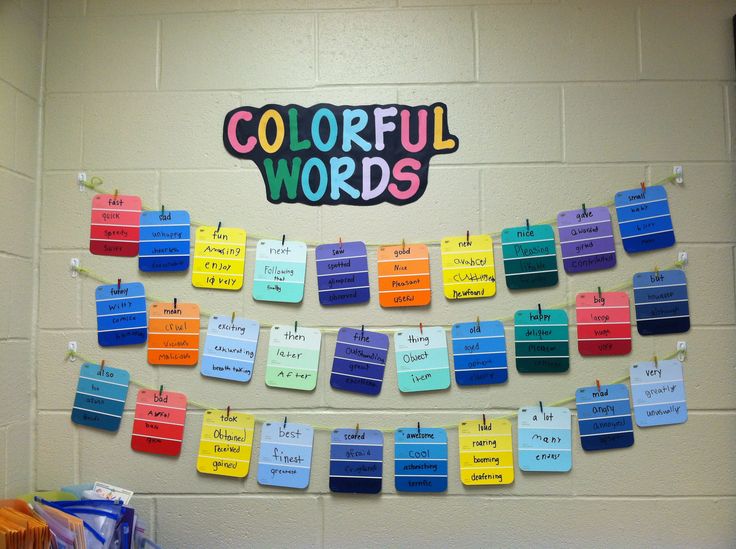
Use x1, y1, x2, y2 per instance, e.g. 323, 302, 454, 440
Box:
265, 325, 321, 391
330, 327, 389, 395
89, 194, 141, 257
633, 270, 690, 336
197, 410, 255, 478
192, 226, 246, 290
147, 302, 200, 366
440, 234, 496, 299
315, 241, 370, 305
201, 316, 260, 383
95, 282, 147, 347
253, 239, 307, 303
615, 185, 675, 253
557, 206, 616, 273
518, 406, 572, 472
395, 327, 451, 393
395, 427, 448, 492
139, 210, 191, 272
329, 429, 383, 494
630, 360, 687, 427
131, 389, 188, 456
576, 384, 634, 451
451, 320, 508, 385
501, 224, 558, 289
71, 362, 130, 432
257, 422, 314, 489
459, 419, 514, 485
377, 244, 431, 308
576, 292, 631, 356
514, 309, 569, 373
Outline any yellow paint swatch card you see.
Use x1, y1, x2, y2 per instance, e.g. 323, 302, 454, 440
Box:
192, 226, 246, 290
196, 409, 255, 478
459, 418, 514, 485
441, 234, 496, 299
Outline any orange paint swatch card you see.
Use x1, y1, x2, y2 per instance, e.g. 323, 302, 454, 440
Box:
377, 244, 431, 308
147, 302, 200, 366
89, 194, 142, 256
131, 389, 187, 456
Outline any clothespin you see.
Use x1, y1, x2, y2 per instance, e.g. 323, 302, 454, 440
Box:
161, 205, 165, 215
476, 316, 481, 330
596, 379, 601, 392
117, 278, 121, 290
283, 416, 287, 428
216, 221, 222, 233
482, 413, 486, 426
159, 385, 164, 396
526, 219, 530, 231
282, 234, 286, 246
582, 203, 587, 216
173, 298, 177, 310
99, 360, 105, 375
355, 423, 360, 433
339, 237, 343, 248
655, 266, 660, 277
466, 230, 470, 243
402, 238, 406, 251
539, 401, 543, 414
653, 355, 659, 368
417, 422, 421, 434
226, 406, 230, 418
361, 324, 365, 337
597, 287, 602, 300
538, 303, 542, 316
419, 322, 424, 334
113, 189, 118, 200
640, 181, 646, 194
231, 311, 236, 324
294, 320, 298, 333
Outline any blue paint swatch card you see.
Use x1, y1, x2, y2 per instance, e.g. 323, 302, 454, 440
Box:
138, 210, 191, 272
615, 185, 675, 253
330, 327, 389, 395
315, 241, 370, 306
253, 239, 307, 303
394, 327, 451, 393
576, 383, 634, 451
395, 427, 448, 492
95, 282, 147, 347
630, 360, 688, 427
257, 421, 314, 489
451, 321, 507, 386
329, 429, 383, 494
518, 406, 572, 472
71, 362, 130, 432
633, 270, 690, 336
201, 315, 260, 383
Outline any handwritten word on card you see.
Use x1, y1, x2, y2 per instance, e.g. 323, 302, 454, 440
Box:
147, 302, 200, 366
329, 429, 383, 494
630, 360, 687, 427
139, 210, 191, 272
451, 320, 507, 386
377, 244, 431, 307
201, 316, 259, 383
196, 410, 255, 478
253, 239, 307, 303
576, 292, 631, 356
257, 422, 314, 489
514, 309, 569, 373
501, 224, 558, 289
459, 419, 514, 485
131, 389, 187, 456
96, 282, 147, 347
615, 185, 675, 253
265, 325, 321, 391
315, 241, 370, 305
71, 362, 130, 432
557, 206, 616, 273
193, 226, 246, 290
576, 383, 634, 451
330, 327, 389, 395
440, 234, 496, 299
395, 327, 451, 393
395, 427, 448, 492
89, 194, 141, 257
633, 270, 690, 336
518, 407, 572, 472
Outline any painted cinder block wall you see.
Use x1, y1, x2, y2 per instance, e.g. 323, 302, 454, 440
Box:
5, 0, 736, 546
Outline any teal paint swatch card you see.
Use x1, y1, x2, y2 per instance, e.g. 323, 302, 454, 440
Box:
633, 269, 690, 336
451, 320, 507, 386
576, 383, 634, 451
395, 427, 448, 492
630, 359, 688, 427
501, 224, 558, 289
138, 210, 191, 272
96, 282, 147, 347
71, 362, 130, 432
252, 239, 307, 303
201, 315, 260, 383
329, 429, 383, 494
394, 327, 451, 393
265, 325, 321, 391
514, 309, 569, 373
257, 421, 314, 489
518, 406, 572, 472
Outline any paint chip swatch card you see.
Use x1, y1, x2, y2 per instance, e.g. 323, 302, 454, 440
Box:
557, 207, 616, 273
315, 241, 370, 306
71, 362, 130, 432
459, 419, 514, 485
330, 327, 389, 395
395, 427, 448, 492
257, 422, 314, 489
576, 292, 631, 356
440, 234, 496, 299
514, 309, 569, 373
253, 239, 307, 303
192, 226, 246, 290
501, 224, 558, 289
395, 327, 451, 393
201, 316, 259, 382
89, 194, 141, 257
377, 244, 431, 308
329, 429, 383, 494
576, 384, 634, 451
451, 320, 507, 386
131, 389, 187, 456
147, 302, 200, 366
615, 185, 675, 253
139, 210, 191, 272
518, 407, 572, 472
265, 325, 321, 391
634, 270, 690, 336
96, 282, 147, 347
197, 410, 255, 478
630, 360, 687, 427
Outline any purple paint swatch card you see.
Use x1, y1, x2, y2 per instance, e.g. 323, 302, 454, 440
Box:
557, 206, 616, 274
330, 327, 389, 395
315, 241, 370, 306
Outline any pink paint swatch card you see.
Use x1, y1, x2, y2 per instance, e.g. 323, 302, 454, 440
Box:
576, 292, 632, 356
89, 194, 142, 257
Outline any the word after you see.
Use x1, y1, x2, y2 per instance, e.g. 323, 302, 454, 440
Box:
517, 406, 572, 472
451, 320, 507, 386
576, 383, 634, 451
615, 185, 675, 253
253, 239, 307, 303
330, 327, 389, 396
95, 282, 147, 347
201, 315, 260, 383
394, 326, 451, 393
89, 193, 141, 257
514, 309, 569, 373
257, 422, 314, 489
315, 241, 370, 305
147, 302, 200, 366
329, 428, 383, 494
196, 409, 255, 478
395, 427, 448, 492
501, 224, 558, 289
139, 210, 191, 272
557, 206, 616, 273
630, 360, 688, 427
576, 292, 631, 356
71, 362, 130, 432
633, 269, 690, 336
440, 234, 496, 299
131, 389, 187, 456
459, 419, 514, 485
265, 325, 321, 391
192, 226, 246, 291
377, 244, 431, 308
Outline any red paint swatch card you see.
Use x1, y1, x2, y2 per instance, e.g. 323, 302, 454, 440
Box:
89, 194, 142, 257
131, 389, 187, 456
576, 292, 632, 356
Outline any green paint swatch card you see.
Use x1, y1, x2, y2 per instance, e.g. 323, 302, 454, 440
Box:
514, 309, 569, 373
394, 327, 451, 393
265, 325, 321, 391
252, 239, 307, 303
501, 224, 558, 289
